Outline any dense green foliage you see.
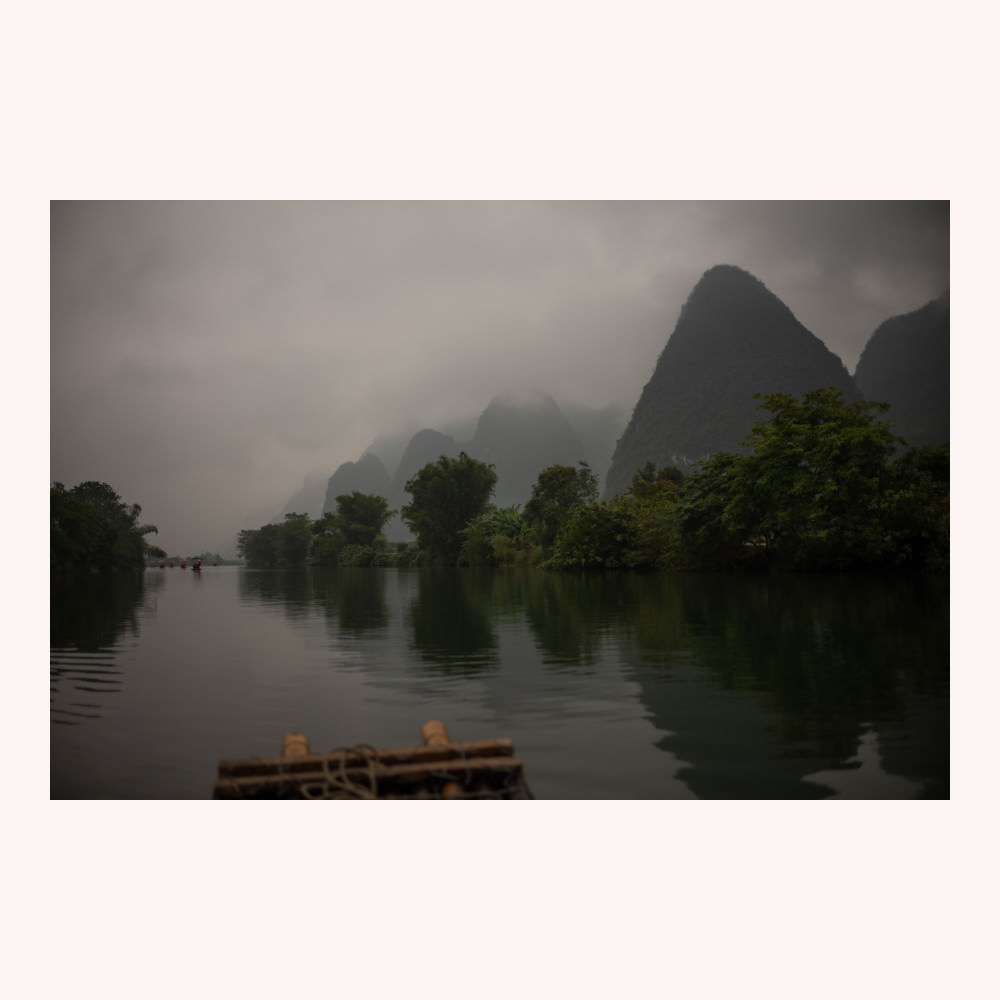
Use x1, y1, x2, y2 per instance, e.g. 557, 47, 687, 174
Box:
401, 452, 498, 563
331, 491, 394, 546
237, 391, 947, 574
459, 505, 536, 567
522, 462, 599, 553
51, 481, 161, 573
310, 492, 395, 566
238, 512, 313, 568
239, 493, 395, 568
550, 389, 948, 572
674, 389, 948, 570
547, 465, 683, 569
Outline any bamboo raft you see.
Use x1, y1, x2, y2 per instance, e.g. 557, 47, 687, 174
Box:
214, 720, 533, 799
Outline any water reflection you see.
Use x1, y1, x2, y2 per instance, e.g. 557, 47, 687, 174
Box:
50, 571, 156, 725
803, 729, 925, 798
239, 567, 390, 635
84, 566, 947, 798
232, 567, 948, 797
518, 571, 613, 670
238, 568, 314, 617
620, 572, 949, 798
407, 569, 498, 673
317, 568, 389, 635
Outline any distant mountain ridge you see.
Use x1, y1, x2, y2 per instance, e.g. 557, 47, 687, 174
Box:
468, 391, 588, 508
853, 292, 949, 447
311, 392, 623, 541
604, 265, 860, 497
263, 264, 946, 547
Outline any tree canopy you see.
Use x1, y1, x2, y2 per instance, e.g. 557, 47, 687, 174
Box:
401, 452, 497, 563
51, 481, 159, 572
522, 462, 599, 553
675, 388, 948, 569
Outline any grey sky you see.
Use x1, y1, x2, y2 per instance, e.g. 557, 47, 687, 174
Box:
50, 201, 949, 556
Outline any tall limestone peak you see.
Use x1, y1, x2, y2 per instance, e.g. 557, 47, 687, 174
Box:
390, 428, 462, 496
604, 265, 859, 497
854, 292, 949, 447
277, 473, 329, 521
322, 452, 392, 515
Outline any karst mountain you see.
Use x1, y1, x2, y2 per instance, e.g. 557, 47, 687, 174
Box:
604, 265, 860, 497
854, 292, 949, 447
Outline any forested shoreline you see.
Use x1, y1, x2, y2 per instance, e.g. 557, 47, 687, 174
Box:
50, 481, 165, 573
51, 391, 947, 576
235, 390, 948, 574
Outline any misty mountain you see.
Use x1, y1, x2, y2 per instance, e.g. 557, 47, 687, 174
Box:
359, 425, 419, 481
559, 401, 627, 486
381, 429, 462, 540
388, 428, 462, 496
276, 473, 328, 520
604, 264, 860, 497
464, 390, 589, 507
853, 292, 949, 447
321, 452, 392, 515
328, 394, 620, 542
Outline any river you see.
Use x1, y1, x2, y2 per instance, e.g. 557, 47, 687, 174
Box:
50, 565, 949, 799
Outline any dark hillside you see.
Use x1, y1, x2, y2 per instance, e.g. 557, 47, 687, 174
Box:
854, 293, 949, 447
605, 265, 859, 497
322, 452, 392, 515
277, 474, 328, 520
385, 429, 462, 541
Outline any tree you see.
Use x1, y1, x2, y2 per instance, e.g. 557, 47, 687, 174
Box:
51, 481, 159, 572
402, 452, 497, 563
309, 512, 345, 566
330, 492, 394, 547
675, 388, 934, 569
523, 462, 599, 553
279, 512, 313, 566
546, 468, 681, 571
237, 523, 281, 567
459, 505, 534, 567
884, 443, 949, 568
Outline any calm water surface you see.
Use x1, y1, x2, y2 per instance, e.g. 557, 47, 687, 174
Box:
50, 566, 949, 799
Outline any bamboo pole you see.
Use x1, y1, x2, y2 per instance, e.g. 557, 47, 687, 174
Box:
420, 720, 451, 747
282, 732, 310, 758
421, 721, 462, 798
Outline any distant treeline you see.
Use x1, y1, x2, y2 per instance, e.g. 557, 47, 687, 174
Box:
237, 389, 948, 573
51, 481, 165, 573
151, 552, 238, 567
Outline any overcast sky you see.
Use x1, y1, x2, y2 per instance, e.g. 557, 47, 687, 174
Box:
50, 201, 948, 556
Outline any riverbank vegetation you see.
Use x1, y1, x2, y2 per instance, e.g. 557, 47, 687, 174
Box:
234, 390, 948, 573
51, 481, 164, 573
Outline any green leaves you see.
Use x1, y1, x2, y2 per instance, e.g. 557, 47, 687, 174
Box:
51, 481, 160, 572
677, 389, 947, 570
402, 452, 498, 564
523, 462, 599, 553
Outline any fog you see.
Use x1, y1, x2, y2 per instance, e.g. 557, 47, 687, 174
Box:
50, 201, 948, 556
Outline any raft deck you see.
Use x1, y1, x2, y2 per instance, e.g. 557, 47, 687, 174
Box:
214, 720, 532, 799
